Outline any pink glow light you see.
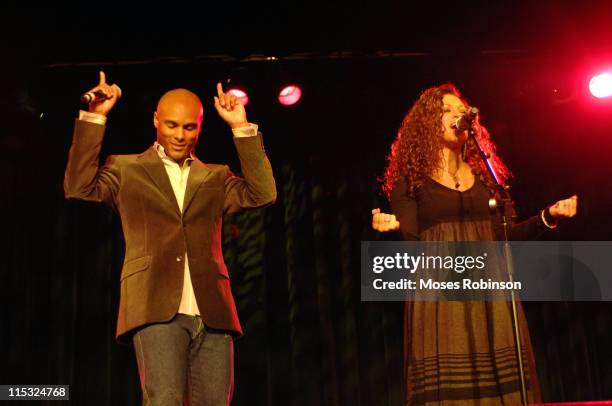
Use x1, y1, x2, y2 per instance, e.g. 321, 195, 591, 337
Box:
278, 85, 302, 106
227, 88, 249, 106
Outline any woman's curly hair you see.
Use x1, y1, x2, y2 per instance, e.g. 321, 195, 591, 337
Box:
382, 83, 511, 199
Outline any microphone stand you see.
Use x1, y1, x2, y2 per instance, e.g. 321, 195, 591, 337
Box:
466, 122, 528, 404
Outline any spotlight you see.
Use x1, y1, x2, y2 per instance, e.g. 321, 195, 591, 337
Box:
278, 85, 302, 106
227, 88, 249, 106
589, 73, 612, 98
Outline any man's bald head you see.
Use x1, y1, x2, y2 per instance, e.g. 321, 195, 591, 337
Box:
153, 88, 204, 165
156, 88, 203, 123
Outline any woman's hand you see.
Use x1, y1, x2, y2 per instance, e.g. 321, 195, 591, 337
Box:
548, 195, 578, 219
372, 208, 400, 232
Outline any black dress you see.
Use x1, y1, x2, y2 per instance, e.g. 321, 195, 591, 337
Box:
391, 177, 545, 405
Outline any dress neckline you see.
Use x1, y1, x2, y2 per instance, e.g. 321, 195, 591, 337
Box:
427, 176, 477, 193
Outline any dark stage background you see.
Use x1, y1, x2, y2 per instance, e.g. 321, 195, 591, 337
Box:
2, 2, 612, 405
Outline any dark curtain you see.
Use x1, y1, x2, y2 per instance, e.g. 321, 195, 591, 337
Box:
2, 59, 612, 405
4, 153, 612, 405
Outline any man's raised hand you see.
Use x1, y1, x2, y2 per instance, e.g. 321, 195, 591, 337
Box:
213, 83, 249, 129
86, 71, 122, 116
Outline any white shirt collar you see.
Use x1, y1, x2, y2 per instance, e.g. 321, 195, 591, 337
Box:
153, 142, 194, 164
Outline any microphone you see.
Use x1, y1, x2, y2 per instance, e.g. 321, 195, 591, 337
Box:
80, 90, 107, 104
80, 87, 122, 104
452, 107, 479, 131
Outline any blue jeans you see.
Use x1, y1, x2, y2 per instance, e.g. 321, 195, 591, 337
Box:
133, 314, 234, 405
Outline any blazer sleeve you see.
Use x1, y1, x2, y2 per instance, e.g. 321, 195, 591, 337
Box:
223, 133, 277, 214
390, 179, 419, 241
63, 119, 120, 212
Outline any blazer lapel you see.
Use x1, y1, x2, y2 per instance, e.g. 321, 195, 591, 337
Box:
138, 147, 181, 215
182, 157, 212, 214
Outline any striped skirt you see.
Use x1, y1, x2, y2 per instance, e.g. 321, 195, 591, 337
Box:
404, 301, 541, 405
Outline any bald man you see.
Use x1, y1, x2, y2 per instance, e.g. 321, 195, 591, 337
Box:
64, 72, 276, 405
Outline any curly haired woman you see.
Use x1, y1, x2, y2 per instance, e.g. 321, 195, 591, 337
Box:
372, 84, 577, 405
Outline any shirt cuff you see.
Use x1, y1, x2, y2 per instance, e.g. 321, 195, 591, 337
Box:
232, 123, 258, 138
79, 110, 107, 126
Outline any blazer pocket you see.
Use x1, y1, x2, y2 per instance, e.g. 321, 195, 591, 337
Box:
206, 256, 230, 279
120, 255, 151, 281
216, 260, 230, 279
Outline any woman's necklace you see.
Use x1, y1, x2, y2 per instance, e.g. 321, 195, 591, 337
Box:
447, 165, 461, 189
451, 171, 460, 189
440, 157, 464, 189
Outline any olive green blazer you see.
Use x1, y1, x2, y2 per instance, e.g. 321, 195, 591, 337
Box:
64, 119, 276, 342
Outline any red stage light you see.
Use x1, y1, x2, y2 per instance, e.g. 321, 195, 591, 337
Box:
589, 73, 612, 98
278, 85, 302, 106
227, 88, 249, 106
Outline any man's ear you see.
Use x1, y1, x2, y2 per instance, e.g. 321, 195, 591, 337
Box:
153, 111, 159, 129
197, 114, 203, 134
